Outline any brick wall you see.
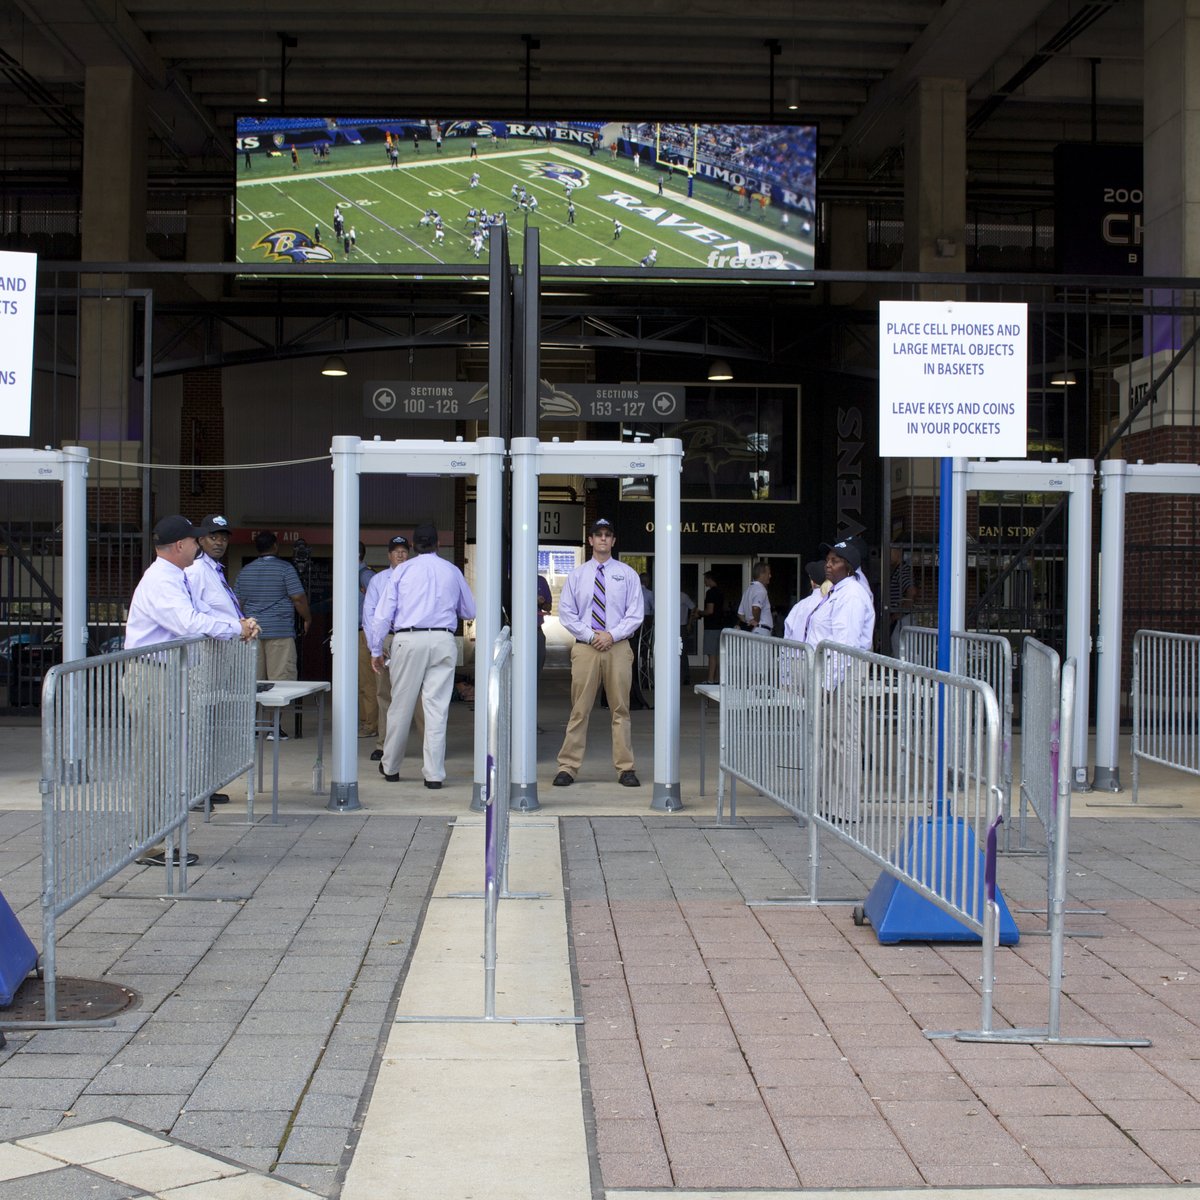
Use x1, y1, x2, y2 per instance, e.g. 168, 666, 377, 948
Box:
179, 369, 226, 519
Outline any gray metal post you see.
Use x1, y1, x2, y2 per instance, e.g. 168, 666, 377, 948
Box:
61, 446, 89, 663
950, 457, 968, 632
510, 436, 540, 811
328, 435, 363, 811
471, 437, 506, 809
1065, 459, 1095, 789
652, 437, 684, 811
1093, 459, 1127, 792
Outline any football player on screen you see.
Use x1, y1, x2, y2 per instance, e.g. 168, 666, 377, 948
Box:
640, 247, 658, 267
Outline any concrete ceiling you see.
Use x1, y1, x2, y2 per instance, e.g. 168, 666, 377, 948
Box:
0, 0, 1143, 195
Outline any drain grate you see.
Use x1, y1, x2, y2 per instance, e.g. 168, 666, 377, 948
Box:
1, 976, 141, 1022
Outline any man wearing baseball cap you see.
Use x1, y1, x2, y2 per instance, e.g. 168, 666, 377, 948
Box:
183, 514, 260, 809
362, 535, 421, 763
552, 518, 644, 788
125, 516, 259, 860
807, 539, 875, 652
369, 523, 474, 788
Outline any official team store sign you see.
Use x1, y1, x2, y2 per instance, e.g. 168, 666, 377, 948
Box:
878, 300, 1028, 459
0, 250, 36, 438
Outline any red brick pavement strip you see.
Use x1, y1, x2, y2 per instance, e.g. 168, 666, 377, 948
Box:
573, 894, 1200, 1190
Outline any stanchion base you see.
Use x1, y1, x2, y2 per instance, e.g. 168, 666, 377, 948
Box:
650, 783, 684, 812
326, 782, 362, 813
863, 817, 1020, 945
469, 783, 485, 814
511, 783, 541, 813
1090, 766, 1122, 792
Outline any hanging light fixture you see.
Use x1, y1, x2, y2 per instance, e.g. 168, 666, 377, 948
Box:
707, 358, 733, 381
255, 67, 270, 104
321, 355, 348, 377
1049, 369, 1077, 386
787, 77, 799, 111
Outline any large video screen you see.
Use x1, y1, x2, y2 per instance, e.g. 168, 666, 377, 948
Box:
235, 117, 817, 275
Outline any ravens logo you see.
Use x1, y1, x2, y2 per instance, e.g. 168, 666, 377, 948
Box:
252, 230, 335, 263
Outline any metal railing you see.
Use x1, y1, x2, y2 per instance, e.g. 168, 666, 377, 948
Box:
707, 632, 1014, 1035
1132, 629, 1200, 804
29, 636, 256, 1025
897, 625, 1016, 848
716, 629, 814, 824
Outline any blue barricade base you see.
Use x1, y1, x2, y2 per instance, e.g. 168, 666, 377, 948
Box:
863, 817, 1020, 945
0, 889, 37, 1007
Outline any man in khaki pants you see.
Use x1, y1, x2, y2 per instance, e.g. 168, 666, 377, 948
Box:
552, 518, 645, 789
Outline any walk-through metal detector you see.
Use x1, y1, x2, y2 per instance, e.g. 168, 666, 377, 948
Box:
952, 459, 1094, 787
511, 436, 684, 813
1092, 459, 1200, 795
328, 435, 505, 812
0, 447, 89, 664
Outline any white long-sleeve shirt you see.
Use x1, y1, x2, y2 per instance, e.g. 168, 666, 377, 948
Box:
126, 557, 242, 649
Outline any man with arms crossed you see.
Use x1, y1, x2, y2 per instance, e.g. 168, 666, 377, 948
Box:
553, 518, 644, 788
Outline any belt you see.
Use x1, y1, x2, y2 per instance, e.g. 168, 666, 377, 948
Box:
394, 627, 454, 634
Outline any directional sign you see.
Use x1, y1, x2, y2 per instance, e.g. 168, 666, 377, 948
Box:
363, 379, 683, 425
878, 300, 1028, 458
363, 381, 487, 421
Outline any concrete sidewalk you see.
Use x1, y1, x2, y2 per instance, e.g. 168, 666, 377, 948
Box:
2, 663, 1200, 1198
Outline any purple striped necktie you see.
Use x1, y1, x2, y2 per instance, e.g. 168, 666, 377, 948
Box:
591, 563, 606, 632
217, 562, 244, 616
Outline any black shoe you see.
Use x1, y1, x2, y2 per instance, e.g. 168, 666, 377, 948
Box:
138, 849, 199, 867
209, 793, 231, 805
379, 763, 400, 783
552, 771, 574, 787
370, 749, 383, 762
424, 780, 442, 790
619, 770, 641, 787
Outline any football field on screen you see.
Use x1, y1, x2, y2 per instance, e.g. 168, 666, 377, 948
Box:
236, 139, 815, 275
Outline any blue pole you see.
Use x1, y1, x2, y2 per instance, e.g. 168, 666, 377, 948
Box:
936, 456, 953, 815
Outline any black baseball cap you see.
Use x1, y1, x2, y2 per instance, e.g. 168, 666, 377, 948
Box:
153, 515, 203, 545
197, 513, 231, 535
590, 518, 616, 535
820, 539, 863, 571
388, 535, 410, 549
805, 559, 826, 585
413, 522, 438, 545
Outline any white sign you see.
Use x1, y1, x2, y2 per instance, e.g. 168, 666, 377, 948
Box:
0, 251, 36, 437
878, 300, 1028, 458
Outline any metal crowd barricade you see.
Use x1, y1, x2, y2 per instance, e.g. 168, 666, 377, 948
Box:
715, 629, 814, 825
13, 636, 257, 1027
808, 642, 1006, 1039
1131, 629, 1200, 805
959, 655, 1149, 1048
1018, 637, 1066, 921
898, 625, 1017, 849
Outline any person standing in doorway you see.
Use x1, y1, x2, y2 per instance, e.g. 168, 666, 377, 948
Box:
552, 518, 644, 788
701, 571, 723, 682
737, 560, 773, 636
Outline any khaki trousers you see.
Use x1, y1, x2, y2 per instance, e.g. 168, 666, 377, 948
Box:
358, 630, 377, 732
556, 639, 635, 776
375, 632, 423, 753
257, 636, 297, 681
381, 630, 456, 782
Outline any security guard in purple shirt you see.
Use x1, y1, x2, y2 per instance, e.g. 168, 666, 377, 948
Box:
552, 518, 643, 789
